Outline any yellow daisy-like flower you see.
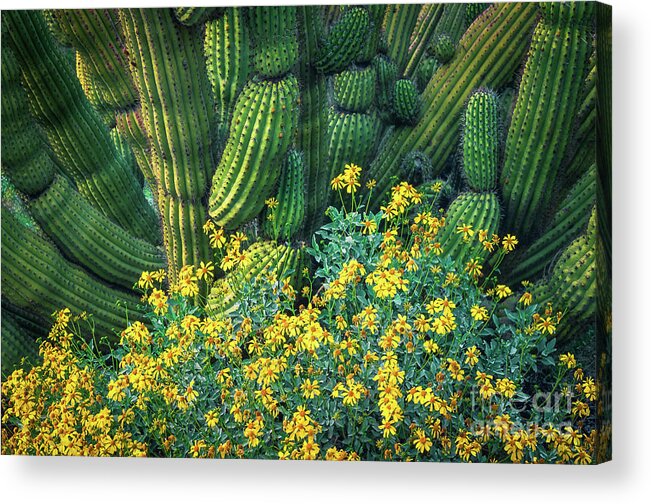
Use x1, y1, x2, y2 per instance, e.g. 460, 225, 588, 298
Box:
502, 234, 519, 252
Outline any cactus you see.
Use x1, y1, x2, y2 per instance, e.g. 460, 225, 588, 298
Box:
466, 3, 490, 27
1, 209, 145, 339
263, 150, 307, 242
500, 2, 594, 239
531, 208, 597, 341
333, 66, 377, 113
0, 3, 609, 362
208, 76, 300, 229
248, 6, 298, 79
207, 242, 303, 315
45, 9, 138, 112
3, 11, 161, 244
368, 3, 538, 202
373, 54, 399, 120
1, 43, 56, 196
314, 7, 369, 74
392, 79, 421, 125
506, 165, 596, 284
400, 151, 433, 186
462, 90, 499, 191
174, 7, 220, 26
430, 34, 456, 64
205, 7, 251, 138
29, 175, 166, 289
383, 3, 422, 73
2, 302, 48, 375
415, 56, 439, 93
403, 4, 444, 78
437, 192, 501, 264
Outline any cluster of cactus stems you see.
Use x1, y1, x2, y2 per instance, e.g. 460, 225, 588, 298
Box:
1, 3, 611, 369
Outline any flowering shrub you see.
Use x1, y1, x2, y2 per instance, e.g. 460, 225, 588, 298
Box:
1, 167, 610, 463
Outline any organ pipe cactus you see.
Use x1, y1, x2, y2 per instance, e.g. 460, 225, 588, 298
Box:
0, 3, 610, 371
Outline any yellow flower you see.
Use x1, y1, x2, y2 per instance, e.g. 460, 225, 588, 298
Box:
456, 223, 474, 240
197, 261, 214, 280
465, 258, 483, 278
300, 379, 321, 400
361, 219, 378, 235
494, 284, 512, 299
413, 429, 432, 453
209, 227, 227, 249
502, 234, 519, 252
137, 271, 155, 290
536, 316, 556, 335
265, 197, 279, 209
464, 346, 480, 367
519, 292, 532, 306
470, 305, 489, 321
189, 439, 207, 458
331, 174, 345, 191
559, 353, 577, 369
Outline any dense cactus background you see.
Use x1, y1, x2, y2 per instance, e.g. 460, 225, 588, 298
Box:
1, 3, 611, 375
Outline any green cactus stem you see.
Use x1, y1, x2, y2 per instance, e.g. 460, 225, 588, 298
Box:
383, 3, 422, 74
368, 3, 538, 201
415, 56, 439, 93
462, 90, 499, 192
205, 7, 251, 137
430, 34, 456, 64
392, 79, 421, 125
174, 7, 220, 26
314, 7, 369, 74
531, 208, 597, 342
373, 54, 399, 121
333, 66, 377, 113
120, 8, 217, 280
2, 301, 48, 375
403, 4, 445, 78
1, 209, 145, 340
45, 9, 138, 112
466, 4, 490, 27
437, 192, 501, 264
325, 109, 382, 197
29, 175, 166, 289
263, 150, 306, 242
296, 6, 330, 236
500, 2, 594, 239
209, 76, 300, 229
506, 165, 596, 284
1, 43, 56, 196
207, 242, 303, 315
4, 11, 160, 245
248, 6, 298, 79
